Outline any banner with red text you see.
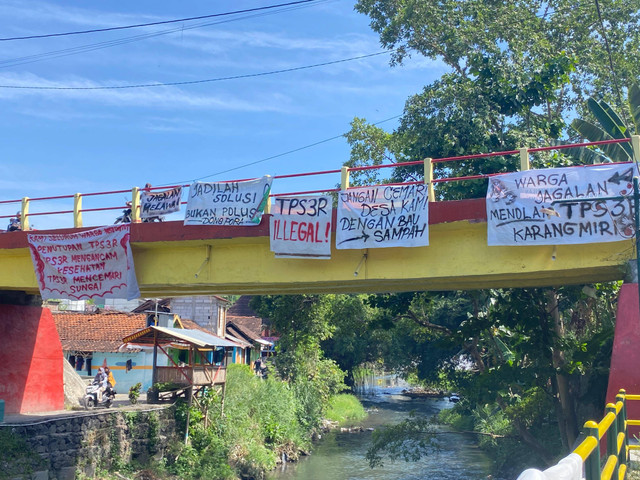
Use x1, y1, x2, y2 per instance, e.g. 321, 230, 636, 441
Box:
27, 224, 140, 300
487, 164, 636, 245
270, 195, 332, 258
140, 186, 182, 219
336, 185, 429, 249
184, 176, 272, 226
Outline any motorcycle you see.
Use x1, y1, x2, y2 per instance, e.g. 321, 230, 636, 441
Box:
84, 382, 116, 409
114, 203, 164, 224
114, 201, 132, 224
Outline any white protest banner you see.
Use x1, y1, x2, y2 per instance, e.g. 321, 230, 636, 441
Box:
487, 163, 635, 245
184, 176, 272, 226
270, 195, 332, 259
336, 184, 429, 249
140, 186, 182, 218
27, 224, 140, 301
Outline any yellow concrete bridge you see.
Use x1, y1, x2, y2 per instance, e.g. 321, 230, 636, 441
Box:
1, 137, 637, 298
0, 196, 633, 297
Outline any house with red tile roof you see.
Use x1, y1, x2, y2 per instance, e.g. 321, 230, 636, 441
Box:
53, 310, 222, 392
53, 310, 154, 391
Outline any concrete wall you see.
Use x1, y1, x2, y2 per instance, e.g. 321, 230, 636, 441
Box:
85, 351, 156, 391
2, 406, 176, 480
0, 305, 64, 413
171, 296, 226, 336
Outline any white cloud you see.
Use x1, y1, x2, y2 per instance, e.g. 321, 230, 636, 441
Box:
0, 0, 159, 30
0, 72, 295, 113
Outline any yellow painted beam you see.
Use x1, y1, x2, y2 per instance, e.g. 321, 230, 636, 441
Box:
0, 219, 631, 296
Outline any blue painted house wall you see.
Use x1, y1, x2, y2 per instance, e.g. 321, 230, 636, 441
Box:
83, 350, 156, 392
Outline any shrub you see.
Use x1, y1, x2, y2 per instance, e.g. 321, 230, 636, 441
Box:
325, 394, 367, 426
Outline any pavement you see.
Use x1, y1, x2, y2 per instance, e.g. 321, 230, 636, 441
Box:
1, 393, 170, 425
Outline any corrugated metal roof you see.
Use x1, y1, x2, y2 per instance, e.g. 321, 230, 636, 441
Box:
124, 326, 240, 348
225, 333, 252, 348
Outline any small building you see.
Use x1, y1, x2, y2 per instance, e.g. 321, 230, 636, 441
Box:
123, 323, 239, 406
53, 310, 153, 391
53, 309, 215, 392
226, 321, 272, 367
133, 296, 229, 337
133, 295, 275, 368
226, 296, 277, 364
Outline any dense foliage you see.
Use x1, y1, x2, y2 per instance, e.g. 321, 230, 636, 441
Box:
338, 2, 637, 472
105, 364, 364, 480
346, 0, 640, 198
249, 282, 619, 476
370, 285, 618, 475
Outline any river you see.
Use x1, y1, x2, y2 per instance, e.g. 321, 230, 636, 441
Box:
267, 379, 494, 480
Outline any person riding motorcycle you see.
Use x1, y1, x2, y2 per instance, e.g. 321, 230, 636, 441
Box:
94, 367, 108, 402
105, 366, 116, 390
6, 212, 21, 232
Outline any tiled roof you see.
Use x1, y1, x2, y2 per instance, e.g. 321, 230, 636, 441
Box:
227, 315, 263, 335
131, 298, 171, 313
227, 321, 262, 343
180, 318, 216, 335
54, 311, 147, 353
225, 333, 252, 348
227, 296, 258, 317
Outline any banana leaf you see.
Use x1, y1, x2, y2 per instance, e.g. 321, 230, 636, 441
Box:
586, 98, 634, 158
571, 118, 632, 162
629, 83, 640, 133
557, 144, 610, 165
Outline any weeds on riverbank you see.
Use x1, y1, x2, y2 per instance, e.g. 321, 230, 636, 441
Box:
127, 363, 366, 480
325, 394, 367, 426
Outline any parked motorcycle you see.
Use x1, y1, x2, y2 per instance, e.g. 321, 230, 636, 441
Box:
84, 382, 116, 409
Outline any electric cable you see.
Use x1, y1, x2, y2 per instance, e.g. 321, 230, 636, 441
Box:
0, 0, 321, 41
167, 114, 403, 185
0, 51, 389, 90
0, 0, 333, 69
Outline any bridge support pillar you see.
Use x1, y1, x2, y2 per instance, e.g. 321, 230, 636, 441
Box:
0, 293, 63, 414
606, 283, 640, 434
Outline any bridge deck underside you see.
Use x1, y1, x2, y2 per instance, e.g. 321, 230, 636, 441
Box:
0, 198, 632, 296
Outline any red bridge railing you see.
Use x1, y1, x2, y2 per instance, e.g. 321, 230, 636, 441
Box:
1, 137, 636, 232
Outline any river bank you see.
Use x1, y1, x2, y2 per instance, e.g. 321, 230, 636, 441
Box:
268, 382, 494, 480
0, 369, 499, 480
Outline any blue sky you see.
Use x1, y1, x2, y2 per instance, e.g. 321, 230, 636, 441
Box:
0, 0, 444, 229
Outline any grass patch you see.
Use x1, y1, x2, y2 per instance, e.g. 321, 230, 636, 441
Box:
325, 394, 367, 426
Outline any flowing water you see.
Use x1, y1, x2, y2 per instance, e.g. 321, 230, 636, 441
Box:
267, 378, 493, 480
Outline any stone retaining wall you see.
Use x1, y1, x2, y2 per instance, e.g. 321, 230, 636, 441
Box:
2, 406, 177, 480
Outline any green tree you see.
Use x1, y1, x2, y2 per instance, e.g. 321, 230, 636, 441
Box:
250, 295, 348, 429
347, 0, 640, 197
366, 284, 618, 469
251, 295, 334, 353
356, 0, 640, 116
319, 294, 382, 384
